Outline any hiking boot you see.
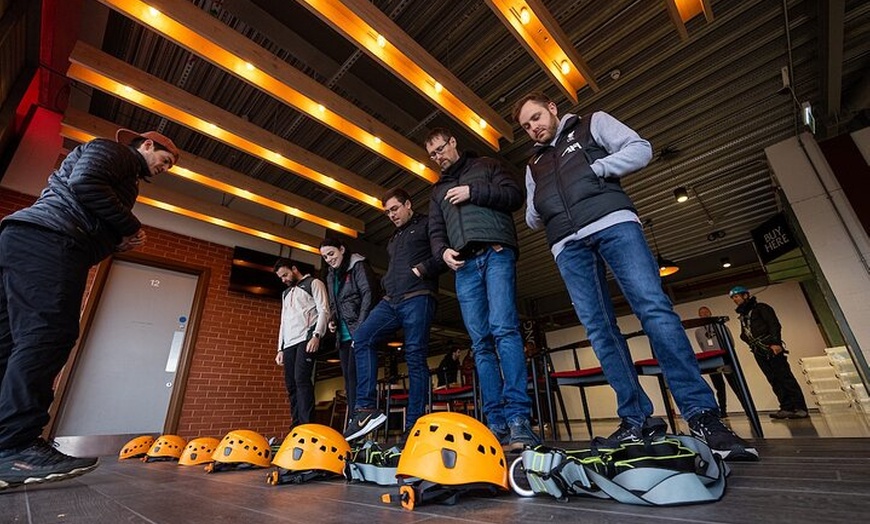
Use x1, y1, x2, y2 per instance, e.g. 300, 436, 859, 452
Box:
688, 410, 759, 461
788, 409, 809, 419
505, 417, 542, 452
343, 408, 387, 441
592, 417, 668, 449
0, 438, 99, 490
769, 409, 792, 419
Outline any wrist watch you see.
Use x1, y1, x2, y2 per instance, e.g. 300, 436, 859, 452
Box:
312, 332, 321, 339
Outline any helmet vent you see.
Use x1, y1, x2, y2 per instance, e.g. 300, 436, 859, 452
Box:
444, 434, 455, 443
462, 432, 472, 441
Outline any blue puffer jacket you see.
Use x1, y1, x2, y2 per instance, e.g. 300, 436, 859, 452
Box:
2, 138, 147, 263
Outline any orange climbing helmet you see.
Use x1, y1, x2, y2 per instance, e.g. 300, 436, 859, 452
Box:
118, 435, 155, 460
396, 412, 508, 489
272, 424, 350, 476
144, 435, 187, 461
178, 437, 221, 466
211, 429, 272, 468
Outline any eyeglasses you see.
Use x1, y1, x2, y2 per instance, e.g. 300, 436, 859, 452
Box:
427, 140, 451, 159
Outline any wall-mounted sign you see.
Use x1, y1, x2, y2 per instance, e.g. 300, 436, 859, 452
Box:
751, 212, 800, 265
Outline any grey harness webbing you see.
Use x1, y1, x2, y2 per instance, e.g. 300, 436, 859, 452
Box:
515, 435, 728, 506
347, 441, 418, 486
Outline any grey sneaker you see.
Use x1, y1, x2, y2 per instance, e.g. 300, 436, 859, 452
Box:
0, 439, 99, 490
343, 408, 387, 441
689, 410, 759, 461
788, 409, 809, 419
769, 409, 791, 419
505, 417, 542, 451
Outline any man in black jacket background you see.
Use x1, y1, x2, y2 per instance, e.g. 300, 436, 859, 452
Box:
344, 188, 445, 444
0, 128, 178, 490
730, 286, 808, 419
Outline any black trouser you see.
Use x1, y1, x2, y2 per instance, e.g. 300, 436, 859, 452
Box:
0, 224, 94, 449
709, 368, 749, 414
282, 339, 316, 426
754, 351, 808, 411
338, 339, 356, 416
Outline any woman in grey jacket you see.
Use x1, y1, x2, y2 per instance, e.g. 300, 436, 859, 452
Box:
319, 238, 377, 415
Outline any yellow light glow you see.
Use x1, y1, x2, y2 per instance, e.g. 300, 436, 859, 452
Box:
148, 6, 159, 17
434, 81, 443, 93
66, 61, 385, 209
298, 0, 507, 149
479, 119, 487, 129
97, 0, 438, 184
59, 122, 361, 237
137, 196, 320, 254
317, 104, 325, 113
486, 0, 595, 104
374, 136, 381, 144
519, 7, 530, 24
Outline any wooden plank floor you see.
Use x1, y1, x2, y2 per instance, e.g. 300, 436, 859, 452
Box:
3, 436, 870, 524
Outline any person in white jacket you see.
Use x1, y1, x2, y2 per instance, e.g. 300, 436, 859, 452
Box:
273, 259, 329, 427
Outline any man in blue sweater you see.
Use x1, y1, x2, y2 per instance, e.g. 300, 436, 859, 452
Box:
514, 92, 757, 461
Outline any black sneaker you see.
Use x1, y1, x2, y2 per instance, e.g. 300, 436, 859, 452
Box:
592, 417, 667, 449
0, 438, 99, 490
688, 410, 759, 462
343, 408, 387, 441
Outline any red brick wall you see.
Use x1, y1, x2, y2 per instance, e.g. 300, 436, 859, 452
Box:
0, 186, 291, 441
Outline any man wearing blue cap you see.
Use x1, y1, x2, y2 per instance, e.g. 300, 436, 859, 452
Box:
730, 286, 808, 419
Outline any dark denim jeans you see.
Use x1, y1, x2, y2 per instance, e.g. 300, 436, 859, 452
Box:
352, 295, 435, 431
0, 224, 93, 449
454, 247, 530, 430
555, 221, 717, 425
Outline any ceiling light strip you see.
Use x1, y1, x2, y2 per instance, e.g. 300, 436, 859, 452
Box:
485, 0, 598, 104
297, 0, 512, 150
664, 0, 714, 41
96, 0, 439, 184
61, 108, 363, 236
137, 187, 321, 254
68, 41, 386, 210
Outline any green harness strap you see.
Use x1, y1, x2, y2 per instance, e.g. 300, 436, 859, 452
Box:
346, 441, 415, 486
514, 435, 729, 506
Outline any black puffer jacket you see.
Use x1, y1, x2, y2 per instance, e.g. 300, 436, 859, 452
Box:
429, 151, 523, 258
381, 212, 445, 303
2, 138, 147, 263
325, 253, 377, 346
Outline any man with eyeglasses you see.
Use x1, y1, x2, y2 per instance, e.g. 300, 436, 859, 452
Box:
343, 188, 445, 446
425, 128, 540, 451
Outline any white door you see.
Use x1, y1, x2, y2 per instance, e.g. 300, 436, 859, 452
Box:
55, 260, 198, 439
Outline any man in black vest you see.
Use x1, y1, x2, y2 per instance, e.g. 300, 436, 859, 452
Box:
513, 92, 757, 461
426, 128, 540, 451
274, 259, 329, 427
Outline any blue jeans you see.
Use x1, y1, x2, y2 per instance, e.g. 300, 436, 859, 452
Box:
352, 295, 435, 430
454, 247, 530, 430
555, 221, 716, 426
